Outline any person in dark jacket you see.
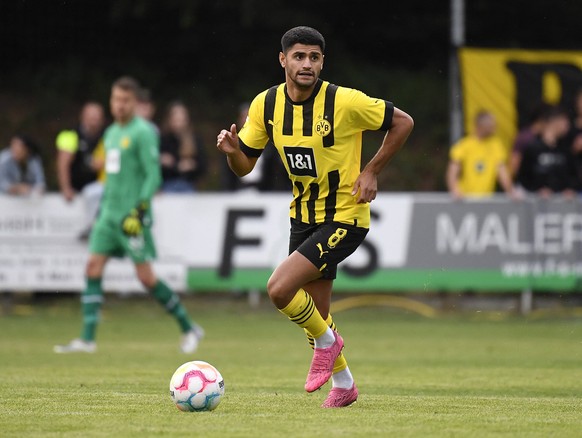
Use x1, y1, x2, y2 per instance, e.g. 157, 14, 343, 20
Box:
517, 105, 578, 198
159, 101, 207, 192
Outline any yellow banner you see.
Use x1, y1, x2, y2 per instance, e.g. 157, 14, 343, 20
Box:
459, 48, 582, 150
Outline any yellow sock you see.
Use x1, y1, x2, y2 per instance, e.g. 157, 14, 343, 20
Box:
279, 289, 329, 338
304, 314, 348, 374
326, 314, 348, 374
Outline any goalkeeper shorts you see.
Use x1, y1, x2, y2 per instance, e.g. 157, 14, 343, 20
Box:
89, 216, 157, 264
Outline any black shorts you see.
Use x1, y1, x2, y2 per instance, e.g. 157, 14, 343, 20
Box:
289, 218, 369, 280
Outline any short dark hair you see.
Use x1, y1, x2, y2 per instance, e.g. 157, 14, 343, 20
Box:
137, 87, 152, 103
13, 134, 40, 156
542, 105, 569, 122
525, 102, 552, 125
281, 26, 325, 54
112, 76, 141, 96
474, 109, 493, 124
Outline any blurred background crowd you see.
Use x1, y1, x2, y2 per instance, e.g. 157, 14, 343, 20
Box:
1, 1, 582, 197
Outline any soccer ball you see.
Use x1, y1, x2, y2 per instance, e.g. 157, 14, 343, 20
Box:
169, 360, 225, 412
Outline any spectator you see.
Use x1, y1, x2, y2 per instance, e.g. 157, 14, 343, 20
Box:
446, 110, 517, 199
56, 101, 106, 239
510, 102, 550, 177
221, 102, 290, 192
516, 105, 577, 198
0, 134, 45, 196
159, 101, 207, 192
136, 87, 159, 134
561, 88, 582, 184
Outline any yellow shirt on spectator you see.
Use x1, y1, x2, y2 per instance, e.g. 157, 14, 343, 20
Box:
449, 135, 507, 196
55, 129, 106, 185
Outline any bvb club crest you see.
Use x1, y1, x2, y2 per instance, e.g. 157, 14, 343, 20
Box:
314, 118, 331, 137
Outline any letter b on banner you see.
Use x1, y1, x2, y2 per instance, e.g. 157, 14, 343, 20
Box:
506, 61, 582, 128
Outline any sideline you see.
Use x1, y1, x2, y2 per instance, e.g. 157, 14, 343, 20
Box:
330, 294, 439, 318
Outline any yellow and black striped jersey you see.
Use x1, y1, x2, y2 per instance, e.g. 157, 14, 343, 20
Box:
238, 79, 393, 229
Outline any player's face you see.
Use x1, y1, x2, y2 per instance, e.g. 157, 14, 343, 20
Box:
280, 43, 324, 90
110, 86, 137, 124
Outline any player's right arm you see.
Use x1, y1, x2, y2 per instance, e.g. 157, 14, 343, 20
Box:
217, 92, 271, 177
216, 123, 258, 177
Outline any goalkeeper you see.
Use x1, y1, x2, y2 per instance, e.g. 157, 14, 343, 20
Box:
55, 76, 203, 354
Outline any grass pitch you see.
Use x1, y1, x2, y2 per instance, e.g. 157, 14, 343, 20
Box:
1, 293, 581, 437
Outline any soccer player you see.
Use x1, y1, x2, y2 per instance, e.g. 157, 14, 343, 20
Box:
55, 76, 204, 354
217, 26, 413, 408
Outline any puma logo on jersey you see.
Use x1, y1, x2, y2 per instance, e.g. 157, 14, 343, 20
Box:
316, 243, 329, 259
267, 119, 279, 126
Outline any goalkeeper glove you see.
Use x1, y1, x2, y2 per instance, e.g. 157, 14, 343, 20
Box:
121, 201, 149, 236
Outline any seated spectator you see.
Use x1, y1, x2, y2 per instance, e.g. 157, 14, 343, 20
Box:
0, 134, 45, 196
517, 106, 577, 198
446, 110, 517, 199
55, 101, 106, 239
510, 102, 551, 177
159, 101, 207, 192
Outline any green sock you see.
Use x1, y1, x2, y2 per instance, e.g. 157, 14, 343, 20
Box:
151, 280, 193, 332
81, 277, 103, 342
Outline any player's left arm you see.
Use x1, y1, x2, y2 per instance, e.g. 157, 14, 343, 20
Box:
353, 107, 414, 203
121, 128, 161, 236
137, 127, 162, 203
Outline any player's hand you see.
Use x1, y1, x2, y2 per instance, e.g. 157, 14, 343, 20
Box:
216, 124, 240, 155
121, 201, 149, 236
352, 169, 378, 204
